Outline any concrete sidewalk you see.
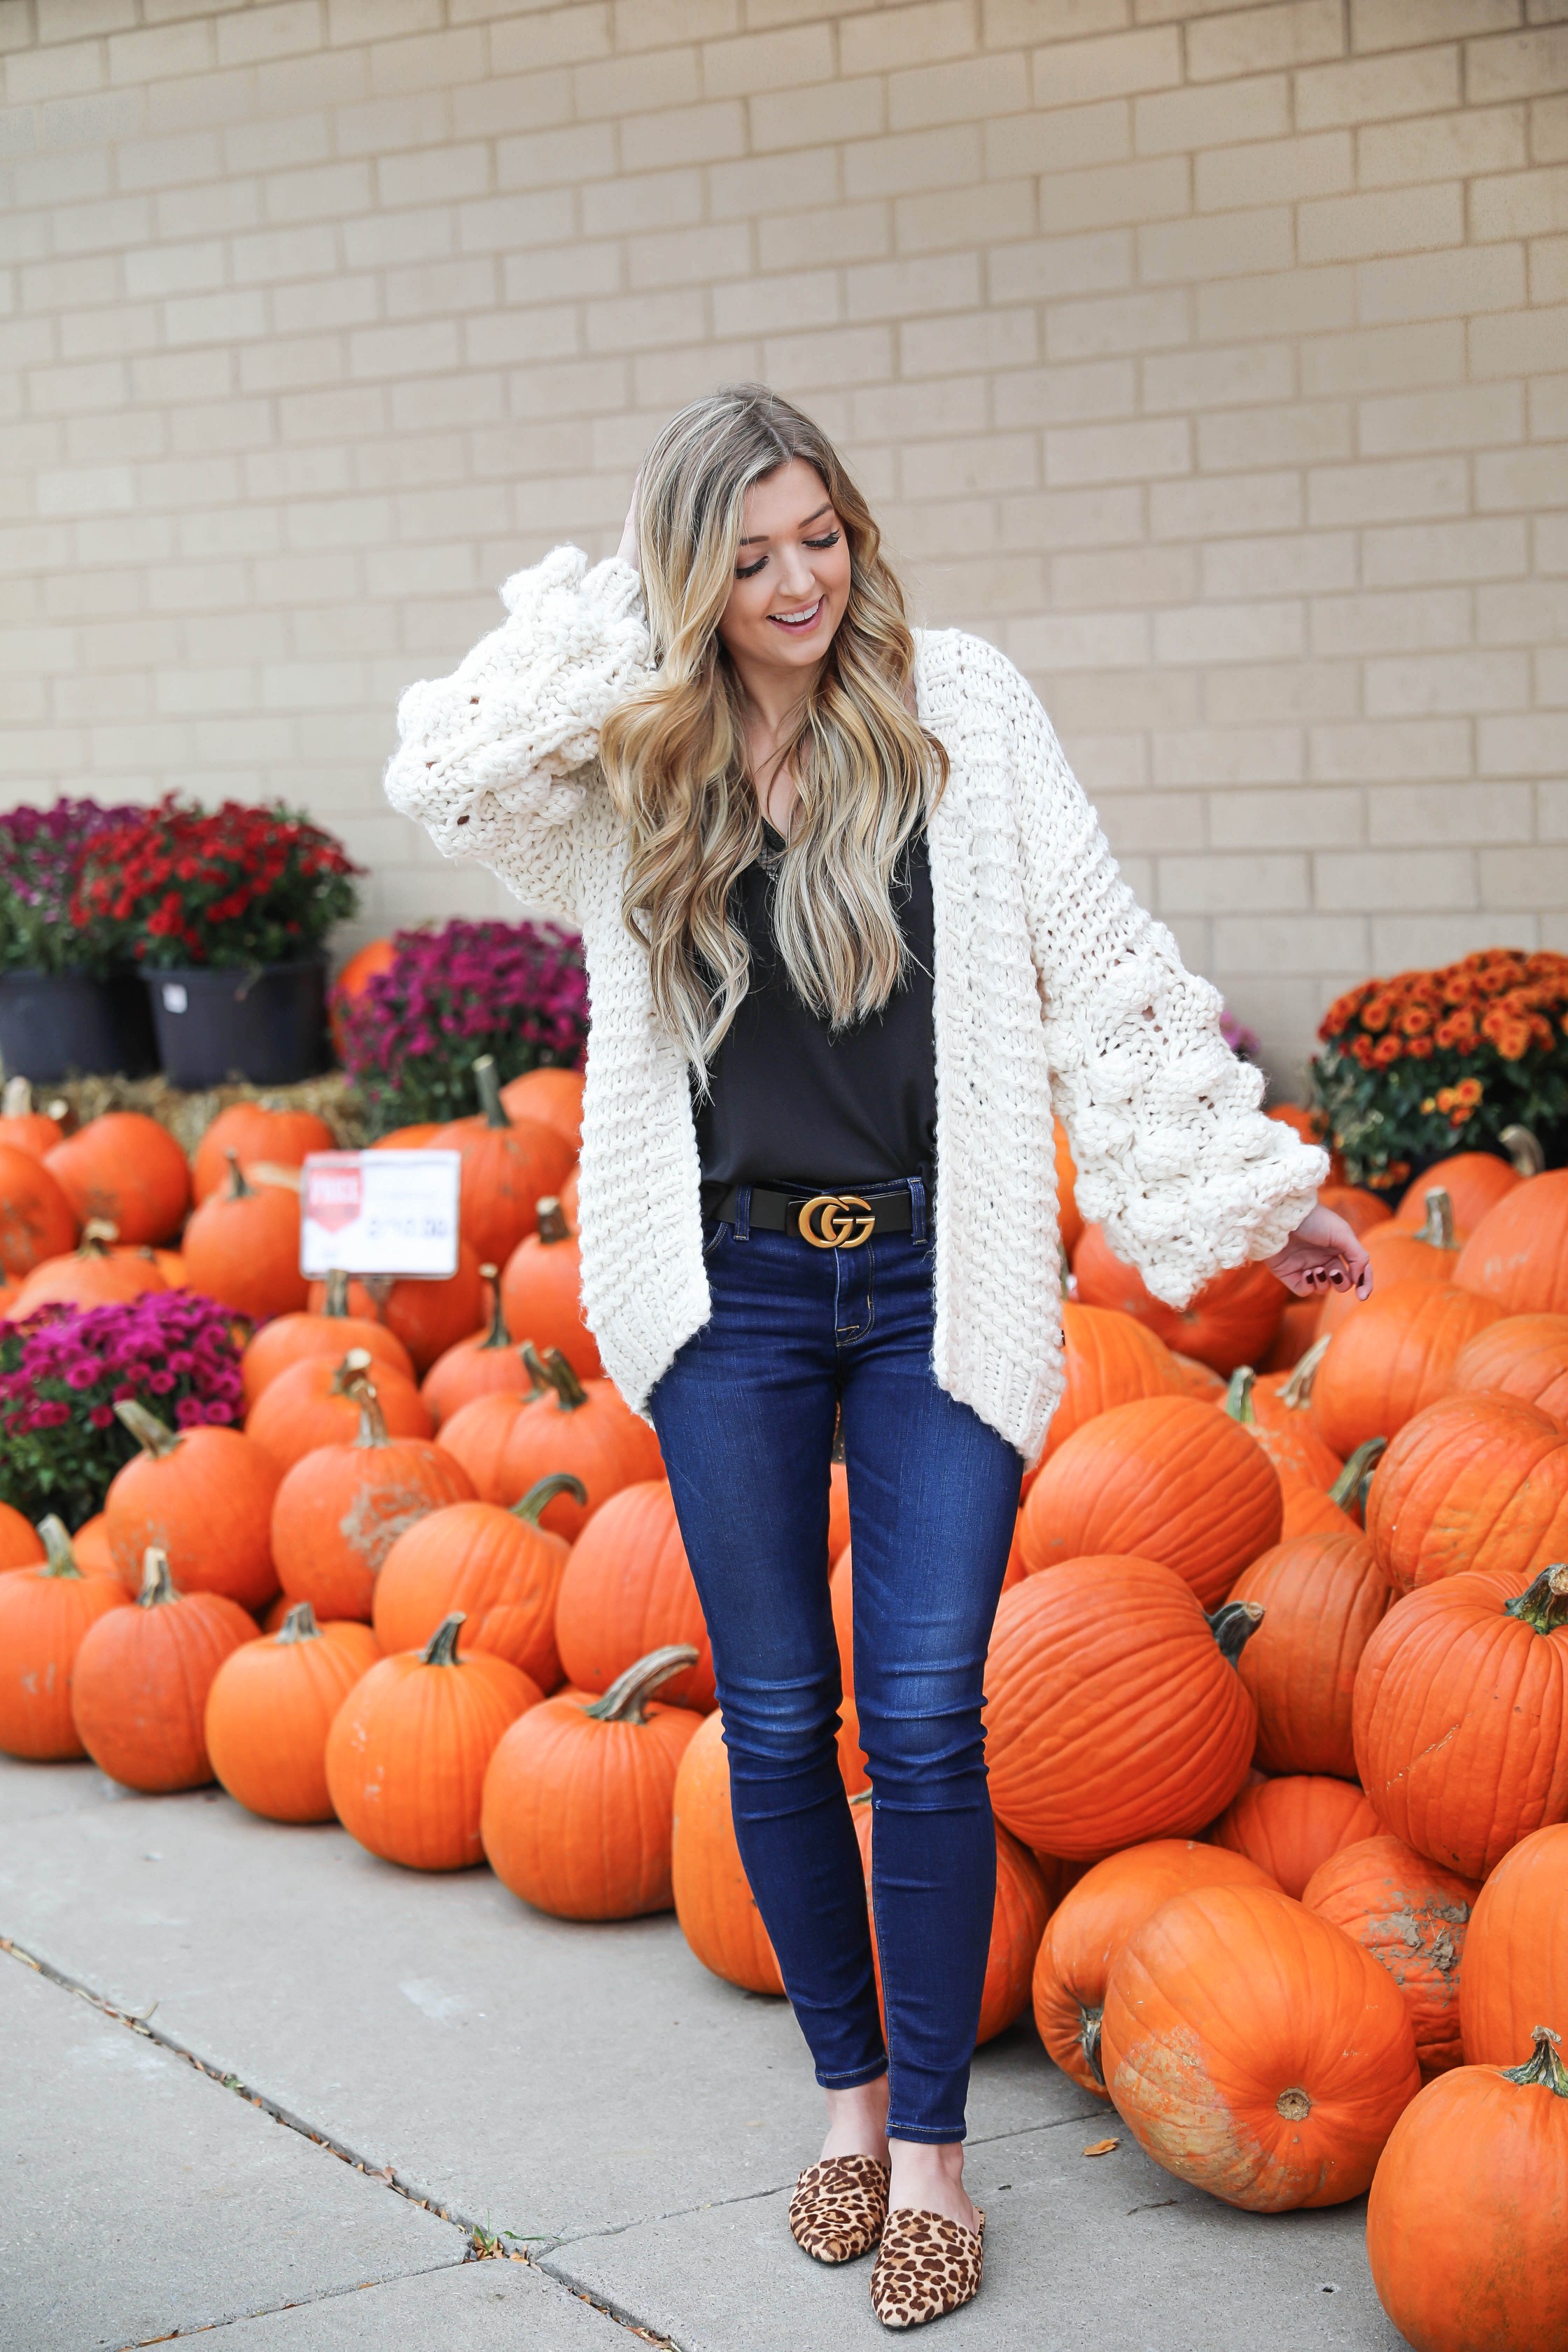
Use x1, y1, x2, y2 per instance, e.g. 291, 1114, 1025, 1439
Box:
0, 1754, 1406, 2351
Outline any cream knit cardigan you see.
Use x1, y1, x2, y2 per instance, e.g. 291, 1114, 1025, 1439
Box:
385, 545, 1326, 1463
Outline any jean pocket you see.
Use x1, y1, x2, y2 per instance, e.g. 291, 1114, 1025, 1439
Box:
701, 1218, 730, 1261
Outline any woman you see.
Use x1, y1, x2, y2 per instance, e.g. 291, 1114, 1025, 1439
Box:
386, 385, 1368, 2330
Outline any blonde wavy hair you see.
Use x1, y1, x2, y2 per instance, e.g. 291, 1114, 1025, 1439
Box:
598, 384, 947, 1074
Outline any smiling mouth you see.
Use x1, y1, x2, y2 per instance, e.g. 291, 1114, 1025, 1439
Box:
767, 598, 824, 632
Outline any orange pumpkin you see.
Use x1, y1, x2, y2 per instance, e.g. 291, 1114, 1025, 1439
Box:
1212, 1774, 1382, 1900
5, 1224, 169, 1319
0, 1141, 78, 1278
271, 1375, 475, 1623
329, 935, 396, 1049
0, 1077, 64, 1159
1317, 1188, 1464, 1343
240, 1267, 415, 1409
499, 1063, 584, 1153
1450, 1310, 1568, 1421
0, 1501, 46, 1574
372, 1471, 583, 1691
191, 1102, 335, 1205
1278, 1435, 1385, 1541
246, 1344, 433, 1473
1303, 1833, 1478, 2078
1102, 1882, 1419, 2209
559, 1166, 579, 1229
370, 1124, 442, 1150
104, 1400, 282, 1612
432, 1054, 575, 1270
1072, 1220, 1285, 1376
1258, 1296, 1330, 1373
326, 1612, 540, 1870
1019, 1393, 1282, 1609
983, 1555, 1259, 1855
554, 1478, 713, 1713
69, 1513, 113, 1577
204, 1601, 379, 1823
1457, 1821, 1568, 2067
1310, 1280, 1503, 1458
1353, 1562, 1568, 1879
307, 1248, 486, 1376
481, 1643, 704, 1919
1169, 1352, 1226, 1402
0, 1516, 130, 1759
854, 1800, 1050, 2045
1032, 1838, 1280, 2096
1317, 1182, 1393, 1239
486, 1345, 663, 1539
1224, 1359, 1342, 1497
1044, 1301, 1184, 1460
1364, 1392, 1568, 1595
1366, 2025, 1568, 2352
181, 1154, 307, 1323
1228, 1530, 1390, 1779
1455, 1167, 1568, 1316
419, 1264, 532, 1427
671, 1707, 785, 1996
1393, 1149, 1522, 1235
71, 1547, 255, 1792
45, 1112, 189, 1246
498, 1197, 602, 1380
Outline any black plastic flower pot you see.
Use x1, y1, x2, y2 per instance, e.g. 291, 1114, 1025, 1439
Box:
0, 967, 160, 1082
144, 959, 330, 1088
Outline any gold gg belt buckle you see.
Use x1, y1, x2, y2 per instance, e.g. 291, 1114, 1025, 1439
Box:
797, 1193, 876, 1249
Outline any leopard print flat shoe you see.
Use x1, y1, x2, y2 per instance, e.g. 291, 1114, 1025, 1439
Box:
788, 2154, 891, 2264
869, 2204, 986, 2329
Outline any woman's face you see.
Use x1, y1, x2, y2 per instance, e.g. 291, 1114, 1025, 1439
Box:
716, 458, 852, 680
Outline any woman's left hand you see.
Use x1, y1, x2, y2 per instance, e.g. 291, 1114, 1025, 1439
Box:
1265, 1204, 1373, 1301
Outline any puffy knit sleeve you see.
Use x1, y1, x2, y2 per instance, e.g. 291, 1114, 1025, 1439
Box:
994, 643, 1327, 1307
383, 545, 650, 922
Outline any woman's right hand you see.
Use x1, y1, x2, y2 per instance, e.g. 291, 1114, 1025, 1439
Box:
615, 474, 640, 573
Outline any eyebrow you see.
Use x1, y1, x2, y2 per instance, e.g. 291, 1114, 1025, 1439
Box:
738, 501, 834, 546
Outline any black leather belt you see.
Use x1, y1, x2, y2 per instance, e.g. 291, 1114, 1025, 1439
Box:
715, 1184, 915, 1248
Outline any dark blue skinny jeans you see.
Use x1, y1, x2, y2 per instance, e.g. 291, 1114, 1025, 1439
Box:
648, 1179, 1023, 2143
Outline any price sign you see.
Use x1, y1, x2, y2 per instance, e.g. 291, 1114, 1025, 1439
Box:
300, 1152, 461, 1280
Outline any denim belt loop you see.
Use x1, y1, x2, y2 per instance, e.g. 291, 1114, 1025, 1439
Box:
909, 1175, 927, 1244
734, 1183, 752, 1242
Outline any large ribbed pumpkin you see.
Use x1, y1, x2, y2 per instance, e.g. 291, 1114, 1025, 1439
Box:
104, 1401, 282, 1611
1394, 1149, 1522, 1234
1458, 1822, 1568, 2067
1212, 1774, 1382, 1900
1072, 1222, 1285, 1376
1318, 1190, 1464, 1345
240, 1270, 414, 1409
454, 1345, 664, 1538
1366, 2027, 1568, 2352
1031, 1838, 1279, 2096
554, 1478, 713, 1713
327, 1613, 539, 1869
1450, 1311, 1568, 1421
1044, 1301, 1184, 1460
498, 1063, 584, 1151
853, 1801, 1051, 2045
0, 1500, 45, 1572
430, 1054, 575, 1268
71, 1548, 255, 1792
1310, 1280, 1502, 1458
671, 1707, 784, 1997
1364, 1392, 1568, 1595
191, 1102, 335, 1205
1455, 1167, 1568, 1315
1224, 1360, 1342, 1498
1303, 1833, 1478, 2078
271, 1377, 475, 1623
983, 1554, 1259, 1854
1227, 1531, 1390, 1778
1354, 1562, 1568, 1879
372, 1472, 582, 1691
1102, 1883, 1420, 2210
0, 1516, 130, 1759
481, 1643, 703, 1919
204, 1602, 379, 1823
418, 1264, 532, 1427
1019, 1394, 1282, 1608
0, 1141, 77, 1278
6, 1226, 168, 1318
498, 1196, 602, 1380
246, 1345, 433, 1472
45, 1112, 189, 1245
181, 1154, 307, 1322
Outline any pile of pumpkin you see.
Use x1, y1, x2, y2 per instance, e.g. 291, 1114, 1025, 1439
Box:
1, 1087, 1566, 2351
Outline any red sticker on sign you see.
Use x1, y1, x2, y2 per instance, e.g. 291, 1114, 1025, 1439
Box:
303, 1157, 363, 1234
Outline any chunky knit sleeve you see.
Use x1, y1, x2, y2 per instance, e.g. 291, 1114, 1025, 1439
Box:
383, 545, 650, 921
993, 644, 1327, 1307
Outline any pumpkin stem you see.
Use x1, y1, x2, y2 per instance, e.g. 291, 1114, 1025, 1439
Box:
535, 1196, 570, 1245
421, 1611, 466, 1666
330, 1347, 374, 1396
511, 1471, 588, 1524
225, 1148, 255, 1200
474, 1054, 510, 1131
1224, 1367, 1256, 1424
1079, 2006, 1105, 2089
1, 1075, 31, 1118
1501, 1124, 1546, 1180
1279, 1333, 1331, 1409
584, 1642, 698, 1724
351, 1378, 391, 1450
38, 1515, 81, 1578
1208, 1598, 1265, 1667
78, 1219, 120, 1257
1499, 2023, 1568, 2096
113, 1399, 182, 1459
1329, 1434, 1386, 1515
323, 1268, 350, 1317
522, 1340, 589, 1410
137, 1546, 178, 1607
1413, 1187, 1456, 1249
1503, 1563, 1568, 1637
275, 1600, 322, 1644
477, 1264, 510, 1352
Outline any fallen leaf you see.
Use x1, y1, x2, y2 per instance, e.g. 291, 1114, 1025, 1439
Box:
1082, 2138, 1119, 2157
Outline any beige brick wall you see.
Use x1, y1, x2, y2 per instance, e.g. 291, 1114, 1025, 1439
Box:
4, 0, 1567, 1092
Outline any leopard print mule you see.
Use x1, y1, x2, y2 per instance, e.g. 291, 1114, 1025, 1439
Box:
788, 2154, 892, 2264
869, 2204, 986, 2329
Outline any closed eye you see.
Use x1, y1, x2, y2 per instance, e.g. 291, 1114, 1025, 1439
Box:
734, 528, 842, 580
